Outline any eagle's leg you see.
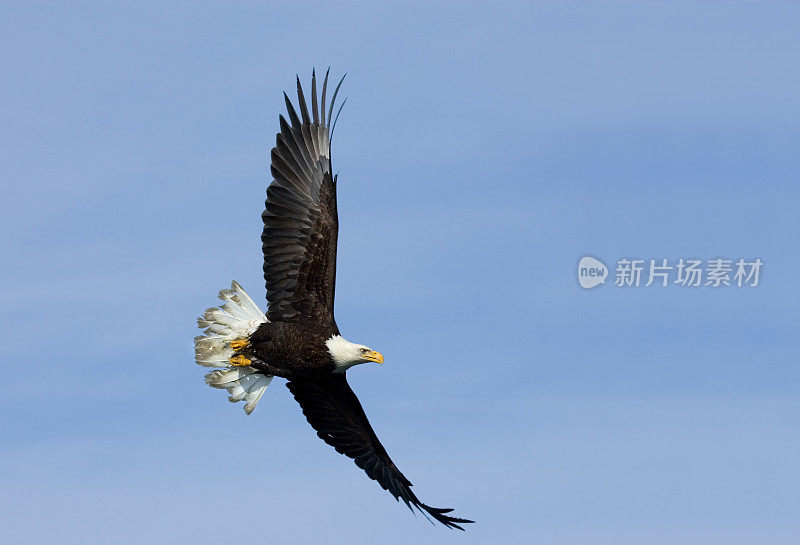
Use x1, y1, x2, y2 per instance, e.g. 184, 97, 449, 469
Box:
229, 354, 252, 366
230, 339, 249, 350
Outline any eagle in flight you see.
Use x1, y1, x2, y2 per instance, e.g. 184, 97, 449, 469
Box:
194, 70, 473, 530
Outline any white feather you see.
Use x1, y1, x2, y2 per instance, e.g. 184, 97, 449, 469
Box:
204, 367, 273, 413
243, 376, 271, 415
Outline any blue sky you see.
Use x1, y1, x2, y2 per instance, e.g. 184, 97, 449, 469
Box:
1, 2, 798, 543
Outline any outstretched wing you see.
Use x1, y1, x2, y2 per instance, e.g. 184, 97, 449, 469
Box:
286, 375, 474, 530
262, 69, 346, 324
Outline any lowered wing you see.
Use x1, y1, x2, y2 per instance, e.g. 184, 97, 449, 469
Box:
286, 374, 474, 530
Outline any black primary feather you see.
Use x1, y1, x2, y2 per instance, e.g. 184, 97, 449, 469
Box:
320, 68, 330, 126
327, 73, 346, 131
311, 68, 319, 125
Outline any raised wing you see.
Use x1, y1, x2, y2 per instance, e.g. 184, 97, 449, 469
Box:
262, 69, 346, 324
286, 374, 474, 530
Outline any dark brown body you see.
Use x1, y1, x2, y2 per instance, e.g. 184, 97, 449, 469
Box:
245, 321, 339, 379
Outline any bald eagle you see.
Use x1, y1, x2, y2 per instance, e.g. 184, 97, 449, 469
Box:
194, 70, 473, 530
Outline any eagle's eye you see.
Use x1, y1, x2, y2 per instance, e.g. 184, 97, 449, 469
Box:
359, 348, 369, 354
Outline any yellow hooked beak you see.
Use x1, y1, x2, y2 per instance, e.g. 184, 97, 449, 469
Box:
364, 350, 384, 364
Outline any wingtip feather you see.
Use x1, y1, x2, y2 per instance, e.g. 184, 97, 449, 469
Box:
321, 67, 330, 126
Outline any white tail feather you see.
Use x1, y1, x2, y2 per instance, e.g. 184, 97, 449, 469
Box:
205, 367, 273, 415
194, 281, 272, 414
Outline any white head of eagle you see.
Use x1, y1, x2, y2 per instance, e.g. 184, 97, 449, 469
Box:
326, 335, 384, 373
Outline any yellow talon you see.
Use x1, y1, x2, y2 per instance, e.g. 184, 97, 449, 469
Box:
230, 339, 249, 350
229, 354, 251, 367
